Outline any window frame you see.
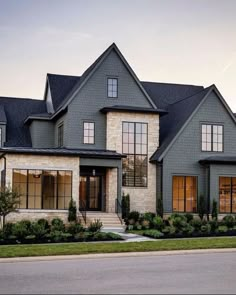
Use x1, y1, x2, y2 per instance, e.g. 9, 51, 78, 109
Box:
122, 121, 148, 187
12, 169, 73, 210
58, 123, 64, 148
201, 123, 224, 152
107, 77, 118, 98
83, 121, 95, 145
219, 176, 236, 213
172, 175, 198, 213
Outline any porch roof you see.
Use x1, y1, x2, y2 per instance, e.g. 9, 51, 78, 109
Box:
0, 147, 125, 159
199, 156, 236, 165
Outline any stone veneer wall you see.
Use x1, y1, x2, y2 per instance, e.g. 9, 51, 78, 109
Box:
2, 154, 80, 223
106, 112, 159, 213
105, 168, 117, 213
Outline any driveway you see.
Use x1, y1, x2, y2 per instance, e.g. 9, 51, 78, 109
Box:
0, 251, 235, 294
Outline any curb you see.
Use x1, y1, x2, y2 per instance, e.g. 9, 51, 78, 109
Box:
1, 248, 236, 263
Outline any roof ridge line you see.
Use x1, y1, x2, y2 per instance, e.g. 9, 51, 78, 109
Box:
141, 80, 204, 88
168, 86, 210, 106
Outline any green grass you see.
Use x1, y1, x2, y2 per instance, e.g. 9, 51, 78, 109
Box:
1, 237, 236, 258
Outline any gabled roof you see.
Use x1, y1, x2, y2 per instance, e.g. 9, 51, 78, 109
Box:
150, 87, 211, 161
150, 84, 236, 162
0, 97, 46, 147
47, 74, 80, 111
47, 43, 157, 114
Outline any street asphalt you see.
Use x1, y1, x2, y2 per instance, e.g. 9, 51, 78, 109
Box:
0, 251, 235, 294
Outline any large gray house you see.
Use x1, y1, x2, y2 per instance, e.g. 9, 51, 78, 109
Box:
0, 43, 235, 225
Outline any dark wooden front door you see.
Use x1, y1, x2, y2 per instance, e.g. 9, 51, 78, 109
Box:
79, 176, 102, 211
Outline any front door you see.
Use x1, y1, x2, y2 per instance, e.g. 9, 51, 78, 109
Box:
79, 176, 102, 211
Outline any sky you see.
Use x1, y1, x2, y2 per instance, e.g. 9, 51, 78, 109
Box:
0, 0, 236, 110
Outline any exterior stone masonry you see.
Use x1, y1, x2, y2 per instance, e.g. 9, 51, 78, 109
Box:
105, 168, 118, 213
106, 112, 159, 213
2, 154, 80, 223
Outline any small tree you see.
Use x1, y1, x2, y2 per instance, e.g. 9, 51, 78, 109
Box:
0, 186, 21, 229
211, 199, 218, 221
121, 193, 130, 219
157, 197, 163, 218
68, 199, 77, 223
198, 195, 206, 221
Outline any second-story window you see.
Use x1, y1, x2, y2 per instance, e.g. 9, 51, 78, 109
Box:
83, 122, 95, 144
122, 122, 148, 187
201, 124, 223, 152
58, 124, 64, 147
107, 78, 118, 98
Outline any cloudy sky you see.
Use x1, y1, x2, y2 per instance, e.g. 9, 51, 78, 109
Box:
0, 0, 236, 110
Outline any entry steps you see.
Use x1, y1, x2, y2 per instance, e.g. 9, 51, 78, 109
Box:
80, 212, 126, 233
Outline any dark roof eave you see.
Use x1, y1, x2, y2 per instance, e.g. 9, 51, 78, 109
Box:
100, 107, 168, 116
24, 108, 68, 125
199, 159, 236, 165
0, 148, 125, 159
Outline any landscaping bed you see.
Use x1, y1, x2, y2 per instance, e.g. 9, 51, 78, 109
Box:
125, 211, 236, 239
0, 218, 122, 245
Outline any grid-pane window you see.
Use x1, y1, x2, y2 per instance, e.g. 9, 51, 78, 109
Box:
201, 124, 223, 152
12, 169, 72, 210
122, 122, 148, 187
219, 176, 236, 213
107, 78, 118, 98
83, 122, 94, 144
173, 176, 197, 213
58, 124, 64, 147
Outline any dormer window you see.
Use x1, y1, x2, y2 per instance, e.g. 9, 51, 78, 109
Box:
107, 78, 118, 98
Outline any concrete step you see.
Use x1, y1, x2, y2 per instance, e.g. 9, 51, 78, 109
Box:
79, 212, 123, 227
101, 226, 126, 233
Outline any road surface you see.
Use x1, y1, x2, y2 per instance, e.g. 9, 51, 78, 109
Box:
0, 252, 235, 294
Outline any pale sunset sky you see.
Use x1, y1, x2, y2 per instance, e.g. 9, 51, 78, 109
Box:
0, 0, 236, 110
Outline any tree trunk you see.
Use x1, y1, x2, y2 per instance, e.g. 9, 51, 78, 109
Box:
2, 215, 6, 230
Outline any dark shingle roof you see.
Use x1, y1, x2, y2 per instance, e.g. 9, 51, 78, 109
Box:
150, 87, 211, 161
0, 97, 46, 147
47, 74, 80, 111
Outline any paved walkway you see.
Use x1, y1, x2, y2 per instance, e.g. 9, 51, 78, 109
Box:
117, 232, 155, 242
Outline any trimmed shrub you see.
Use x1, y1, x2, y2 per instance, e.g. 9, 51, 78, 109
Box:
37, 218, 49, 229
209, 219, 218, 232
172, 216, 187, 232
122, 193, 130, 219
222, 215, 235, 229
153, 216, 164, 231
161, 226, 176, 235
184, 213, 194, 223
31, 222, 48, 240
198, 195, 206, 221
128, 211, 140, 223
88, 219, 103, 232
218, 225, 228, 233
51, 218, 65, 232
143, 229, 164, 239
156, 198, 163, 218
211, 199, 218, 221
141, 220, 150, 230
12, 221, 30, 240
68, 199, 77, 223
200, 224, 211, 234
3, 223, 14, 238
105, 232, 122, 241
190, 219, 202, 232
66, 222, 84, 234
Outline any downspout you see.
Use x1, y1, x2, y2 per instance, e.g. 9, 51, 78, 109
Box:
207, 164, 210, 220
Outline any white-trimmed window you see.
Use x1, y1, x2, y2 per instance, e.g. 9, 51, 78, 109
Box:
107, 78, 118, 98
83, 122, 95, 144
201, 124, 223, 152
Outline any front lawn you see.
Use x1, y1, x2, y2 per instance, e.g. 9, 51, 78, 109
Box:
1, 237, 236, 258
